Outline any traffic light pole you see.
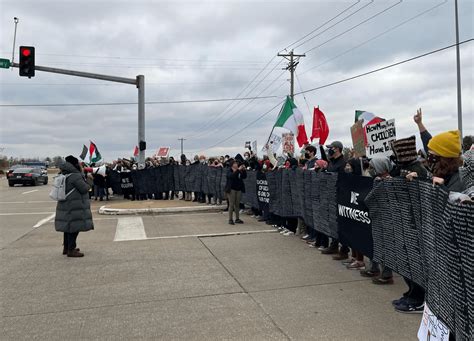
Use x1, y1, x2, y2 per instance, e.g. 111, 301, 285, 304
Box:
10, 62, 146, 165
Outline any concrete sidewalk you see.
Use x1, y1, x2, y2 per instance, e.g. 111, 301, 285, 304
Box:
1, 209, 421, 340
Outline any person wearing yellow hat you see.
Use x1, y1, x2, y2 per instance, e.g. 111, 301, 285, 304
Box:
413, 108, 465, 192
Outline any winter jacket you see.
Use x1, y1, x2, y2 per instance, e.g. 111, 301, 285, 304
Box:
226, 168, 247, 192
55, 161, 94, 233
327, 155, 345, 173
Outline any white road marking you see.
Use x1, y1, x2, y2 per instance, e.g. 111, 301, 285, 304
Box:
114, 217, 147, 241
0, 201, 54, 204
33, 213, 56, 228
146, 229, 277, 240
0, 212, 55, 216
21, 189, 39, 195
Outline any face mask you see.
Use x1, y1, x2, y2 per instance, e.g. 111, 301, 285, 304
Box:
245, 155, 250, 160
344, 166, 352, 173
263, 165, 267, 170
328, 149, 335, 157
304, 153, 310, 159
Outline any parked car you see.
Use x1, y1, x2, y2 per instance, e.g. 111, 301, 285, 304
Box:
8, 168, 48, 187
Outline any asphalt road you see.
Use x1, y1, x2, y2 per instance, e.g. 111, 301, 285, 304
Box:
0, 178, 421, 340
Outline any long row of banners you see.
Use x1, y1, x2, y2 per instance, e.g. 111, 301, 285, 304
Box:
108, 165, 472, 340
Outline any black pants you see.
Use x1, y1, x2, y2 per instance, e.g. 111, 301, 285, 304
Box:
403, 278, 425, 303
63, 232, 79, 250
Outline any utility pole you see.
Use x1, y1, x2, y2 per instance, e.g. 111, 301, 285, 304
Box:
178, 138, 186, 156
454, 0, 463, 137
277, 50, 305, 99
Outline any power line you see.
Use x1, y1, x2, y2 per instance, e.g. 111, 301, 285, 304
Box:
189, 62, 287, 139
192, 72, 288, 140
195, 99, 285, 153
0, 51, 269, 64
184, 58, 283, 138
280, 0, 362, 52
304, 0, 403, 54
295, 38, 473, 96
300, 0, 448, 75
0, 94, 281, 108
292, 0, 375, 51
0, 79, 287, 87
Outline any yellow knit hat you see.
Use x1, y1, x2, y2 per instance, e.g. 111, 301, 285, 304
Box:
427, 130, 461, 158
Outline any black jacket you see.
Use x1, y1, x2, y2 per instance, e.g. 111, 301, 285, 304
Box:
226, 168, 247, 192
327, 155, 345, 173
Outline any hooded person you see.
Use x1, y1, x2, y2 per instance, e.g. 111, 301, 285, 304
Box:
359, 156, 395, 285
55, 155, 94, 257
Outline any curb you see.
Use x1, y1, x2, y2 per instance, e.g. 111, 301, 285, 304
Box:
98, 204, 227, 215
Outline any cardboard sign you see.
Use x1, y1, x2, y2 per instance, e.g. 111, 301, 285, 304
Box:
282, 133, 295, 155
417, 303, 450, 341
365, 119, 396, 158
155, 147, 170, 158
262, 134, 282, 153
351, 120, 366, 157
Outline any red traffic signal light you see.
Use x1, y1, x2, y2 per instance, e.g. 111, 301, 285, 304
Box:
19, 46, 35, 78
21, 48, 32, 57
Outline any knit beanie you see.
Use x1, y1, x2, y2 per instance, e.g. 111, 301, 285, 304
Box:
427, 130, 461, 158
391, 136, 417, 163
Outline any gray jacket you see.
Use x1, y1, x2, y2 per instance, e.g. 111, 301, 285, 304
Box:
55, 161, 94, 233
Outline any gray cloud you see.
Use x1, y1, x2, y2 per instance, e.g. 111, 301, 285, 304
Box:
0, 0, 472, 160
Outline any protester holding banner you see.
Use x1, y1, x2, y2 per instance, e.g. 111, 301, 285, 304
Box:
322, 141, 349, 260
360, 156, 394, 285
226, 160, 247, 225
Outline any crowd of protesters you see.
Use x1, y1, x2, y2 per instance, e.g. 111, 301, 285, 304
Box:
70, 109, 472, 319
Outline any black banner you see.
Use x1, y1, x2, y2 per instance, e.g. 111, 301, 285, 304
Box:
336, 173, 374, 259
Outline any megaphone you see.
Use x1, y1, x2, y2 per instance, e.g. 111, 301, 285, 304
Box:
84, 165, 106, 177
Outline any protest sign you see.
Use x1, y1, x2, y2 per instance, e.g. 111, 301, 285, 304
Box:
155, 147, 170, 158
350, 120, 366, 157
252, 140, 257, 155
256, 174, 270, 203
262, 134, 282, 153
336, 173, 374, 258
417, 303, 450, 341
365, 119, 396, 157
282, 133, 295, 154
245, 141, 251, 149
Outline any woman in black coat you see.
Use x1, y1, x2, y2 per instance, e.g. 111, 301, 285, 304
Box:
226, 160, 247, 225
55, 156, 94, 257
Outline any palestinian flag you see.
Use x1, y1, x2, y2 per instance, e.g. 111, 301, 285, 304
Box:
355, 110, 384, 126
89, 141, 102, 163
79, 145, 88, 160
133, 146, 139, 157
274, 96, 308, 147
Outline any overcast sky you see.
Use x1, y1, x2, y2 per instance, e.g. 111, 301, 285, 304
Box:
0, 0, 472, 160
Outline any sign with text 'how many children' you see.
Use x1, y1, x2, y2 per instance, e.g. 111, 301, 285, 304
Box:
365, 119, 396, 158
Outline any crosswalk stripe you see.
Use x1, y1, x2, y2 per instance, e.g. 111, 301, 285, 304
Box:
114, 217, 147, 241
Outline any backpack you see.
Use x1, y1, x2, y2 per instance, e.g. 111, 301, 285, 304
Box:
49, 174, 75, 201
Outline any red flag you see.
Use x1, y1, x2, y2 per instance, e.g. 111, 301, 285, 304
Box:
133, 146, 139, 157
310, 107, 329, 145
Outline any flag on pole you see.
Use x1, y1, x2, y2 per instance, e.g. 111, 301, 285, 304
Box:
310, 107, 329, 145
355, 110, 384, 126
274, 96, 308, 147
89, 141, 102, 163
79, 145, 88, 160
133, 146, 139, 157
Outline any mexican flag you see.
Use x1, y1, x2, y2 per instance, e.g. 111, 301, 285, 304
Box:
274, 96, 308, 147
355, 110, 384, 126
89, 141, 102, 163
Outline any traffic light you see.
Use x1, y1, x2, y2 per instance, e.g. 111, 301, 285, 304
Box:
19, 46, 35, 78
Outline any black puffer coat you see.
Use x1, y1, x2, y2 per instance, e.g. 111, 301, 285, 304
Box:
55, 161, 94, 233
